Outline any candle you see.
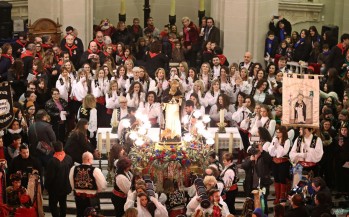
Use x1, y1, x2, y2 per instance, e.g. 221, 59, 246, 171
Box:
106, 131, 111, 153
120, 0, 126, 15
199, 0, 205, 11
215, 132, 219, 153
170, 0, 176, 16
229, 133, 233, 154
219, 109, 224, 125
111, 109, 118, 127
97, 133, 102, 152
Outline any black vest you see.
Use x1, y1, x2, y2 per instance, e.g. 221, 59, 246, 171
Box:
114, 172, 131, 193
73, 164, 97, 190
79, 107, 91, 120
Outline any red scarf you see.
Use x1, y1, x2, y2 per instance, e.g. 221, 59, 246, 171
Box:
15, 39, 27, 48
20, 50, 34, 59
104, 51, 110, 57
217, 54, 227, 65
337, 43, 346, 55
65, 44, 78, 56
94, 39, 105, 49
88, 49, 100, 54
53, 151, 66, 162
149, 51, 159, 58
146, 24, 155, 32
212, 204, 221, 217
35, 52, 43, 60
1, 54, 14, 64
133, 25, 140, 33
42, 43, 53, 49
32, 70, 39, 76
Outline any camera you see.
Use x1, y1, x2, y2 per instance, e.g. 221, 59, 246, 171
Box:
289, 180, 307, 196
247, 143, 260, 155
248, 113, 256, 119
143, 175, 155, 197
194, 178, 211, 209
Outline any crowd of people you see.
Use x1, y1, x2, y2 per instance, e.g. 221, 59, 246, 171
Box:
0, 13, 349, 217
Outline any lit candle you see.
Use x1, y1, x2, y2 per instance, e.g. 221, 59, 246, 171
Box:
106, 131, 111, 153
199, 0, 205, 11
120, 0, 126, 15
97, 133, 102, 152
219, 109, 224, 125
170, 0, 176, 16
229, 133, 233, 153
111, 109, 118, 127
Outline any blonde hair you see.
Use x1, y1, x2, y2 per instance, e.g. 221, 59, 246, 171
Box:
194, 80, 204, 92
82, 94, 96, 109
108, 80, 118, 94
181, 16, 191, 23
94, 67, 106, 80
124, 208, 138, 217
203, 175, 217, 186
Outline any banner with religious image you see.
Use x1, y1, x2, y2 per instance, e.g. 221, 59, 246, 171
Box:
282, 74, 320, 128
0, 82, 14, 130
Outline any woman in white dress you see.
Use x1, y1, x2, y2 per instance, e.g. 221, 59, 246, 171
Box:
148, 68, 169, 99
56, 66, 74, 102
113, 65, 128, 95
126, 81, 145, 109
199, 62, 213, 92
209, 93, 234, 126
203, 79, 221, 109
138, 91, 163, 127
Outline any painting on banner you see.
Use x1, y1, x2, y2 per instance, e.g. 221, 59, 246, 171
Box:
282, 73, 320, 128
0, 82, 14, 131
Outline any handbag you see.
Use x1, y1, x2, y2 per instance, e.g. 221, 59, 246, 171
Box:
33, 123, 53, 155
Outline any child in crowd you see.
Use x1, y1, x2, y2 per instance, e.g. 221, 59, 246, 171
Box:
171, 42, 185, 63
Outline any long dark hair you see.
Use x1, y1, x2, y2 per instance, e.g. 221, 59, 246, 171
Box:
258, 127, 272, 142
73, 118, 88, 136
278, 126, 288, 145
128, 81, 143, 100
216, 94, 230, 110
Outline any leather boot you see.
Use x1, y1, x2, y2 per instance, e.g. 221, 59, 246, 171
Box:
280, 183, 287, 201
273, 182, 280, 205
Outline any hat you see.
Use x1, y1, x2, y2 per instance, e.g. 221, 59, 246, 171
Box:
253, 208, 266, 217
26, 101, 34, 109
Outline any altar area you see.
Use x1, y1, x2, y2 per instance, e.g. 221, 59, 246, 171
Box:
97, 99, 243, 188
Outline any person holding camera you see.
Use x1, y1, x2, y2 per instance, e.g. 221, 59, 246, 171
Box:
289, 127, 323, 177
268, 126, 292, 204
111, 157, 133, 217
186, 176, 228, 216
241, 141, 273, 215
136, 192, 168, 217
194, 188, 231, 217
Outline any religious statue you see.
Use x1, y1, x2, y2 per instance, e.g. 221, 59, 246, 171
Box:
162, 97, 182, 140
294, 93, 306, 124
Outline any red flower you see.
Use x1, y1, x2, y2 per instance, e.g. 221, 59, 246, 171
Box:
170, 155, 176, 160
182, 159, 186, 165
171, 148, 176, 152
149, 157, 154, 161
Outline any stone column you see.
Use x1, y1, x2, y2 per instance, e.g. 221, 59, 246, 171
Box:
28, 0, 93, 48
211, 0, 278, 64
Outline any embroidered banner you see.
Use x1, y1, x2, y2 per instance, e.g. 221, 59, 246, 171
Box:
282, 74, 320, 128
0, 82, 14, 131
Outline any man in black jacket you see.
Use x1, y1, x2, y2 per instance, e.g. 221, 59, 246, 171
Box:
241, 142, 273, 215
203, 17, 220, 46
9, 144, 42, 188
28, 109, 56, 167
285, 194, 310, 217
45, 141, 73, 217
326, 33, 349, 72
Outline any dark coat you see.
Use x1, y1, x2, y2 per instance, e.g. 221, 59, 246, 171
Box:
268, 18, 292, 41
64, 131, 94, 164
326, 43, 348, 73
264, 38, 279, 58
111, 29, 132, 45
21, 52, 34, 78
45, 98, 69, 125
144, 52, 169, 79
0, 56, 12, 82
61, 44, 83, 70
182, 22, 200, 48
293, 40, 312, 62
9, 154, 42, 187
79, 50, 106, 69
45, 153, 73, 195
28, 120, 56, 157
285, 206, 310, 217
205, 26, 220, 46
60, 36, 84, 55
241, 151, 273, 196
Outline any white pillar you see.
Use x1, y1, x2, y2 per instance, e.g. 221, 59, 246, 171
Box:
28, 0, 93, 48
211, 0, 278, 64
